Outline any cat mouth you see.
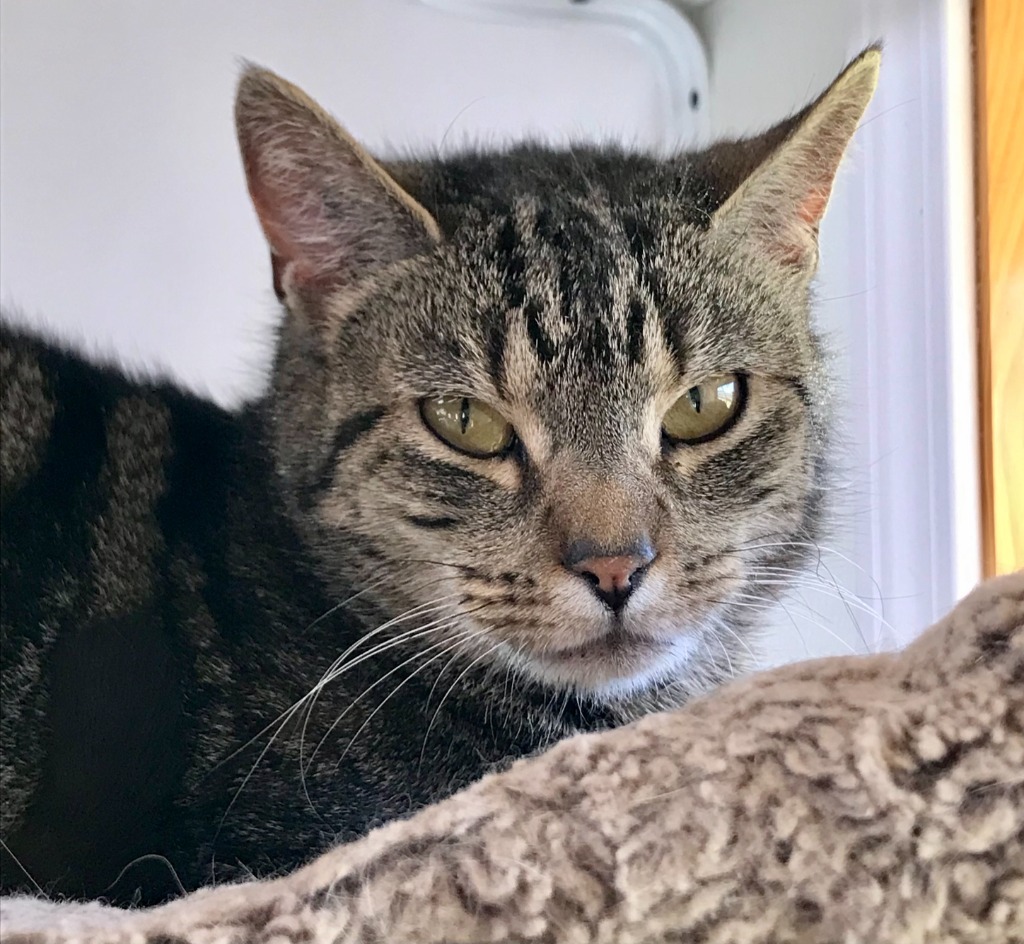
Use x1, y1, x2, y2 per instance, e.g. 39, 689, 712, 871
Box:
536, 628, 671, 670
521, 621, 700, 695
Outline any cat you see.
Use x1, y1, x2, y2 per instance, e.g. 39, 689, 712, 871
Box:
0, 47, 880, 905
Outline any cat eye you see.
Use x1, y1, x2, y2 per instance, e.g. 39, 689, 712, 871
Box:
662, 374, 745, 445
420, 396, 516, 458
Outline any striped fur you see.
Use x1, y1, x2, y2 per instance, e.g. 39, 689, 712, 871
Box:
1, 50, 878, 905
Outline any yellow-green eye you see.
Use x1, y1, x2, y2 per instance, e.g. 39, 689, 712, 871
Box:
420, 396, 516, 458
662, 374, 745, 444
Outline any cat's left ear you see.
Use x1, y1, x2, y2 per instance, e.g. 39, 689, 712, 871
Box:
235, 65, 441, 313
711, 45, 880, 276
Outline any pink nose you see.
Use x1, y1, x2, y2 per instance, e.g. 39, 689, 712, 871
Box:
563, 538, 656, 612
572, 555, 644, 596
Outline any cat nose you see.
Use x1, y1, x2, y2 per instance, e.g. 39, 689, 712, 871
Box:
562, 537, 656, 613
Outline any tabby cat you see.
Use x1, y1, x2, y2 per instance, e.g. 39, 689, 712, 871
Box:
0, 48, 880, 904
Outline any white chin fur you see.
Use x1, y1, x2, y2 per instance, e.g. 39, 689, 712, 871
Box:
510, 632, 702, 702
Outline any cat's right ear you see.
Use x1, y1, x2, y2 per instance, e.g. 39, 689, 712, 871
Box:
235, 66, 441, 313
708, 46, 880, 279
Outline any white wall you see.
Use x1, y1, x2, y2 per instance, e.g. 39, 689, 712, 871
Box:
0, 0, 979, 667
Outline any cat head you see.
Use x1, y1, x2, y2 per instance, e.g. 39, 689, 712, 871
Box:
235, 48, 880, 702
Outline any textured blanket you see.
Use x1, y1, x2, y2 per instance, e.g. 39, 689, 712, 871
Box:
3, 572, 1022, 943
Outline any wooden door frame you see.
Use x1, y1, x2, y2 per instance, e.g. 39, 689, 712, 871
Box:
974, 0, 1023, 576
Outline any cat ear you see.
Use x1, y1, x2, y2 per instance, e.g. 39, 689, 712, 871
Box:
235, 65, 441, 309
710, 45, 880, 275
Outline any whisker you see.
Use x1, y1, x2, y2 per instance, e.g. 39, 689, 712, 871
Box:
418, 639, 507, 763
709, 615, 757, 663
712, 590, 815, 657
734, 538, 886, 599
302, 618, 474, 777
315, 593, 464, 685
791, 556, 873, 653
727, 535, 890, 650
725, 591, 862, 655
707, 623, 736, 677
417, 633, 498, 769
0, 837, 46, 898
206, 583, 452, 777
302, 572, 400, 633
300, 625, 476, 814
749, 566, 891, 646
297, 604, 476, 779
749, 570, 886, 622
332, 630, 491, 774
216, 594, 465, 832
104, 854, 187, 898
300, 595, 466, 743
303, 598, 498, 785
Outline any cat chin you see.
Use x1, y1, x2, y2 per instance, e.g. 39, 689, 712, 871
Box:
514, 632, 702, 701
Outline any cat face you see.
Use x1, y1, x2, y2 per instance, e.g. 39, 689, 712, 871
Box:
236, 49, 879, 700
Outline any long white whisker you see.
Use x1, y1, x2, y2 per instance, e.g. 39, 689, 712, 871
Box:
0, 837, 46, 898
726, 590, 861, 655
734, 538, 886, 598
418, 639, 507, 762
707, 622, 736, 676
301, 624, 479, 813
417, 632, 496, 770
731, 537, 890, 649
332, 630, 491, 773
206, 583, 450, 778
753, 565, 888, 610
749, 572, 889, 626
713, 590, 816, 657
709, 615, 757, 663
316, 594, 464, 686
299, 596, 465, 757
302, 618, 472, 777
303, 599, 496, 779
748, 567, 888, 647
218, 594, 463, 831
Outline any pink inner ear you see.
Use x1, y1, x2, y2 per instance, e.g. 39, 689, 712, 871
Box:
769, 186, 830, 268
269, 251, 319, 302
237, 86, 440, 306
247, 160, 341, 293
797, 188, 830, 227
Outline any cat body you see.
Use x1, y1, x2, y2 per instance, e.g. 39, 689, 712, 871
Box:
0, 325, 616, 901
0, 49, 880, 903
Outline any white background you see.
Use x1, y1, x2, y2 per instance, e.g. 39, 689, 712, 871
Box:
0, 0, 979, 667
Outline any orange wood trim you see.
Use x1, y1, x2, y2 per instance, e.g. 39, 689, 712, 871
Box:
974, 0, 1024, 577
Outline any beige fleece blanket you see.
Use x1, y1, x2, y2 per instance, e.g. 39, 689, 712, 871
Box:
3, 572, 1022, 944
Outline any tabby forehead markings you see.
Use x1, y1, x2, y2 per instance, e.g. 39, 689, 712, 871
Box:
625, 298, 647, 366
482, 306, 509, 396
523, 300, 556, 365
620, 211, 688, 372
622, 212, 666, 306
486, 200, 667, 382
494, 214, 527, 310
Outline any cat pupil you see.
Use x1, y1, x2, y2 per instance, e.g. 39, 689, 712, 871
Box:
460, 397, 471, 433
688, 387, 703, 414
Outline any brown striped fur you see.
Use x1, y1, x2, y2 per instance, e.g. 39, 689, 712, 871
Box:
1, 49, 879, 903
